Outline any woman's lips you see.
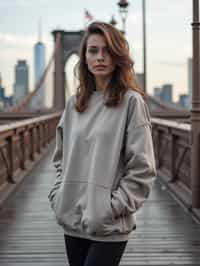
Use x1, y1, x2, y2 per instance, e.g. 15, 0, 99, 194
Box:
94, 65, 106, 69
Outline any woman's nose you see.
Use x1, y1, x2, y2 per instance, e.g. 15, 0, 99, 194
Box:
97, 51, 104, 61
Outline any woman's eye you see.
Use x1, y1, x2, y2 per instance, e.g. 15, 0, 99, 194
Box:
88, 49, 97, 54
103, 47, 111, 56
87, 47, 110, 55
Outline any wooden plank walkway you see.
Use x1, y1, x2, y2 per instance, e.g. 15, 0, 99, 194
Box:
0, 141, 200, 266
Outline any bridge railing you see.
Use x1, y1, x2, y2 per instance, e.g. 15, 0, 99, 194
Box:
152, 118, 193, 208
1, 113, 198, 216
0, 112, 61, 207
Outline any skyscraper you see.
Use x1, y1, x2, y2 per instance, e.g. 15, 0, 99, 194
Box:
0, 73, 4, 99
179, 94, 189, 108
160, 84, 173, 104
136, 73, 144, 90
153, 87, 161, 99
31, 19, 46, 110
13, 60, 29, 104
0, 73, 5, 110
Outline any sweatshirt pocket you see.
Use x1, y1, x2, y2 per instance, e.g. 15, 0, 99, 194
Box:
50, 181, 135, 236
49, 187, 65, 226
51, 182, 83, 229
81, 184, 115, 236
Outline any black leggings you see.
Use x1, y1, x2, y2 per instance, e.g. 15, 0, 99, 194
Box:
64, 234, 128, 266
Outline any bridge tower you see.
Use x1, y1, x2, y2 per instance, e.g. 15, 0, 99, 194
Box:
52, 30, 84, 110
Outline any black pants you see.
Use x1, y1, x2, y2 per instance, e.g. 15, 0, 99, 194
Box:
64, 234, 128, 266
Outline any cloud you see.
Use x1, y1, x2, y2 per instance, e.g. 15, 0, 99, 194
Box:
0, 33, 35, 46
0, 33, 52, 48
0, 0, 32, 7
0, 47, 32, 61
0, 0, 48, 7
159, 61, 185, 67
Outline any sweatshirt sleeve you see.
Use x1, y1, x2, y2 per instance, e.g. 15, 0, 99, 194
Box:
111, 92, 157, 218
47, 107, 66, 202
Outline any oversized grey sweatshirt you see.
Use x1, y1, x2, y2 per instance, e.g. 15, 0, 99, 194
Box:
48, 89, 157, 242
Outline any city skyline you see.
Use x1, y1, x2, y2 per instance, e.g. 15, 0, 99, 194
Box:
13, 59, 29, 104
0, 0, 192, 102
31, 20, 46, 110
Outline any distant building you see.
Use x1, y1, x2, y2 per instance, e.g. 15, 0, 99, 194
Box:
13, 60, 29, 104
0, 73, 13, 110
136, 73, 144, 90
153, 87, 161, 99
179, 94, 189, 108
0, 73, 1, 84
0, 87, 4, 99
0, 73, 5, 110
187, 57, 192, 109
4, 95, 13, 108
0, 73, 5, 98
31, 20, 46, 110
160, 84, 173, 104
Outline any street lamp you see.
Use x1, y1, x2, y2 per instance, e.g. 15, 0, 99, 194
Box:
142, 0, 147, 93
110, 15, 117, 27
117, 0, 129, 34
191, 0, 200, 208
118, 0, 147, 93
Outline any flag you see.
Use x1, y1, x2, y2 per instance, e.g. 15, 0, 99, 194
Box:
84, 9, 94, 21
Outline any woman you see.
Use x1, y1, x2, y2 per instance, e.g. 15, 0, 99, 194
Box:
48, 21, 157, 266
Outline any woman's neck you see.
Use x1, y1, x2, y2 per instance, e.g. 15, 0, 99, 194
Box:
95, 76, 111, 92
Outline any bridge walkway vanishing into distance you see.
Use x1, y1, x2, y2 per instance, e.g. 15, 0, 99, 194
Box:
0, 141, 200, 266
1, 7, 200, 264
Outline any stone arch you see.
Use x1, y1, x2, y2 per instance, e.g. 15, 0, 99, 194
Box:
65, 53, 79, 98
52, 30, 84, 110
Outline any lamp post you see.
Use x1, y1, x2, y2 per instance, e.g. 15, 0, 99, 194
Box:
191, 0, 200, 208
142, 0, 147, 93
110, 15, 117, 27
117, 0, 129, 34
118, 0, 147, 92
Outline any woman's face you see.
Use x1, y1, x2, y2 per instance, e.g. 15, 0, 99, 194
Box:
85, 33, 115, 79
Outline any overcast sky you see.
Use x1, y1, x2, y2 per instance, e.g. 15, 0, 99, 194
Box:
0, 0, 192, 103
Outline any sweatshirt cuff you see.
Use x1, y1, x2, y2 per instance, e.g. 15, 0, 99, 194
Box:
111, 190, 126, 217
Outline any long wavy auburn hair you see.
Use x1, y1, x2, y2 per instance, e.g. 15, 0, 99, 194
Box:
73, 21, 147, 113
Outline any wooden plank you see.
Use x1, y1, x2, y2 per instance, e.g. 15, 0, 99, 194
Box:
0, 142, 200, 266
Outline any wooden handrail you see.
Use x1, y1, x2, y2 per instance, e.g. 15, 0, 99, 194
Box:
0, 112, 62, 134
0, 112, 61, 206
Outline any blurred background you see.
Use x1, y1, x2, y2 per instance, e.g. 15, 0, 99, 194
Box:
1, 2, 200, 265
0, 0, 192, 110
